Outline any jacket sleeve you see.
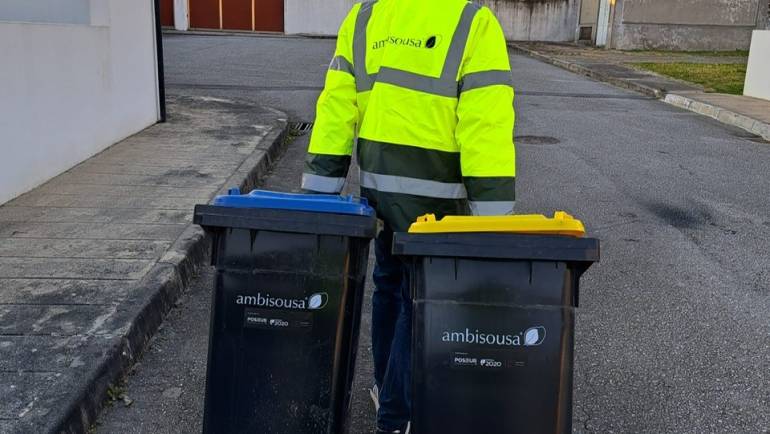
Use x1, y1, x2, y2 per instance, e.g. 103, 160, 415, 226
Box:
455, 7, 516, 215
302, 5, 360, 194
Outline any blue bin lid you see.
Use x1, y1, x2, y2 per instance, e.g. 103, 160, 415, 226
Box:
212, 188, 375, 216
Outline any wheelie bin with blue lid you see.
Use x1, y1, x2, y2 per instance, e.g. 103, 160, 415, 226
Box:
194, 189, 377, 434
393, 212, 600, 434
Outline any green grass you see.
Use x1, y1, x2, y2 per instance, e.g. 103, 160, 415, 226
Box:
632, 62, 747, 94
623, 49, 749, 57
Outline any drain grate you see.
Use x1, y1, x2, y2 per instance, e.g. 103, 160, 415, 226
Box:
515, 135, 560, 145
289, 122, 314, 136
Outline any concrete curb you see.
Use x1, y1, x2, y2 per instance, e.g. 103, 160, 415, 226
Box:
664, 94, 770, 141
508, 43, 664, 99
52, 116, 290, 434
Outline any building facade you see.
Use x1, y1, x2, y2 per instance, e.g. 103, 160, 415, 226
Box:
605, 0, 770, 50
0, 0, 163, 205
164, 0, 770, 50
163, 0, 581, 40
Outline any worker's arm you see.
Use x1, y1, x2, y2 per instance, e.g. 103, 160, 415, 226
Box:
302, 5, 360, 194
456, 7, 516, 215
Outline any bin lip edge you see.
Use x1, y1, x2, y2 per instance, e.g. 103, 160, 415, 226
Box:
212, 189, 375, 217
392, 232, 600, 262
394, 231, 599, 240
193, 204, 378, 239
194, 203, 376, 219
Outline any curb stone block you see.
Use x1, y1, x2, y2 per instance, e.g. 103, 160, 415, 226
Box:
664, 94, 691, 109
752, 122, 770, 141
718, 111, 757, 133
692, 100, 721, 118
664, 93, 770, 141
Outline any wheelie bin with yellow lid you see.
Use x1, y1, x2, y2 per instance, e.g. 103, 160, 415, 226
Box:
392, 212, 599, 434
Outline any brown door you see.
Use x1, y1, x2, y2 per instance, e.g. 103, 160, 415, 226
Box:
190, 0, 221, 29
254, 0, 283, 32
160, 0, 174, 27
222, 0, 253, 31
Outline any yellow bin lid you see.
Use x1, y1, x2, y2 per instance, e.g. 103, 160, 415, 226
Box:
408, 211, 586, 237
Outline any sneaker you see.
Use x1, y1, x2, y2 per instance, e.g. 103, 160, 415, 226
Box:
369, 384, 380, 412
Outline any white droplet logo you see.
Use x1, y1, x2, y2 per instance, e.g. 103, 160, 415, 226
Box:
308, 293, 327, 310
524, 326, 546, 346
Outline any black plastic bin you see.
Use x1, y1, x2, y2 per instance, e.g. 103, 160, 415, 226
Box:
393, 213, 599, 434
194, 189, 377, 434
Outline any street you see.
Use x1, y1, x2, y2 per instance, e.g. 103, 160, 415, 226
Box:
95, 34, 770, 433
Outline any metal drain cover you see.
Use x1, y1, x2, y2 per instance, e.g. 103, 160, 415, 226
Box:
290, 122, 314, 136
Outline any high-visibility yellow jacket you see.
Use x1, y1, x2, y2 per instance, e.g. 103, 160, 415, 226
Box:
303, 0, 515, 231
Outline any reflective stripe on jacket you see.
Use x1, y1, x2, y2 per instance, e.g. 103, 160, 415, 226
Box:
303, 0, 516, 231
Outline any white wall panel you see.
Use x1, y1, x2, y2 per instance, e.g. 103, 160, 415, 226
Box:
0, 0, 159, 205
284, 0, 354, 35
0, 0, 90, 25
744, 30, 770, 100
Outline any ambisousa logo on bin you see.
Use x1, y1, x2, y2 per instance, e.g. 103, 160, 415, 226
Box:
441, 326, 546, 347
235, 292, 328, 311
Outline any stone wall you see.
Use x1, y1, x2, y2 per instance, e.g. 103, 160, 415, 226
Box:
764, 0, 770, 28
478, 0, 580, 41
610, 0, 767, 50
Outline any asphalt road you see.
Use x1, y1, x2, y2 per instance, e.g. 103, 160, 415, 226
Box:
95, 33, 770, 433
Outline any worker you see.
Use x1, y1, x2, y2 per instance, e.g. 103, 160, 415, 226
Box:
302, 0, 515, 432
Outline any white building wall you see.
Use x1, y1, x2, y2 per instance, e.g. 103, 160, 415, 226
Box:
0, 0, 160, 205
744, 30, 770, 101
284, 0, 355, 35
174, 0, 190, 31
0, 0, 91, 25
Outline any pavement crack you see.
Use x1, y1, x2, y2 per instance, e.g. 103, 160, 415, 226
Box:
84, 305, 118, 337
17, 399, 37, 418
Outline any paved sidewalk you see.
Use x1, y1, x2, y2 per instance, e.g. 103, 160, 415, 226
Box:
509, 42, 705, 97
510, 42, 748, 64
510, 42, 770, 141
664, 92, 770, 141
93, 132, 378, 434
0, 95, 287, 434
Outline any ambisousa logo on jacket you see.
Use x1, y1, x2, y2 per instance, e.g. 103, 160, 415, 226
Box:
235, 292, 328, 311
371, 35, 444, 50
441, 326, 546, 347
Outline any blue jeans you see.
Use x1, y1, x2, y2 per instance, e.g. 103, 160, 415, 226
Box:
371, 227, 412, 431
